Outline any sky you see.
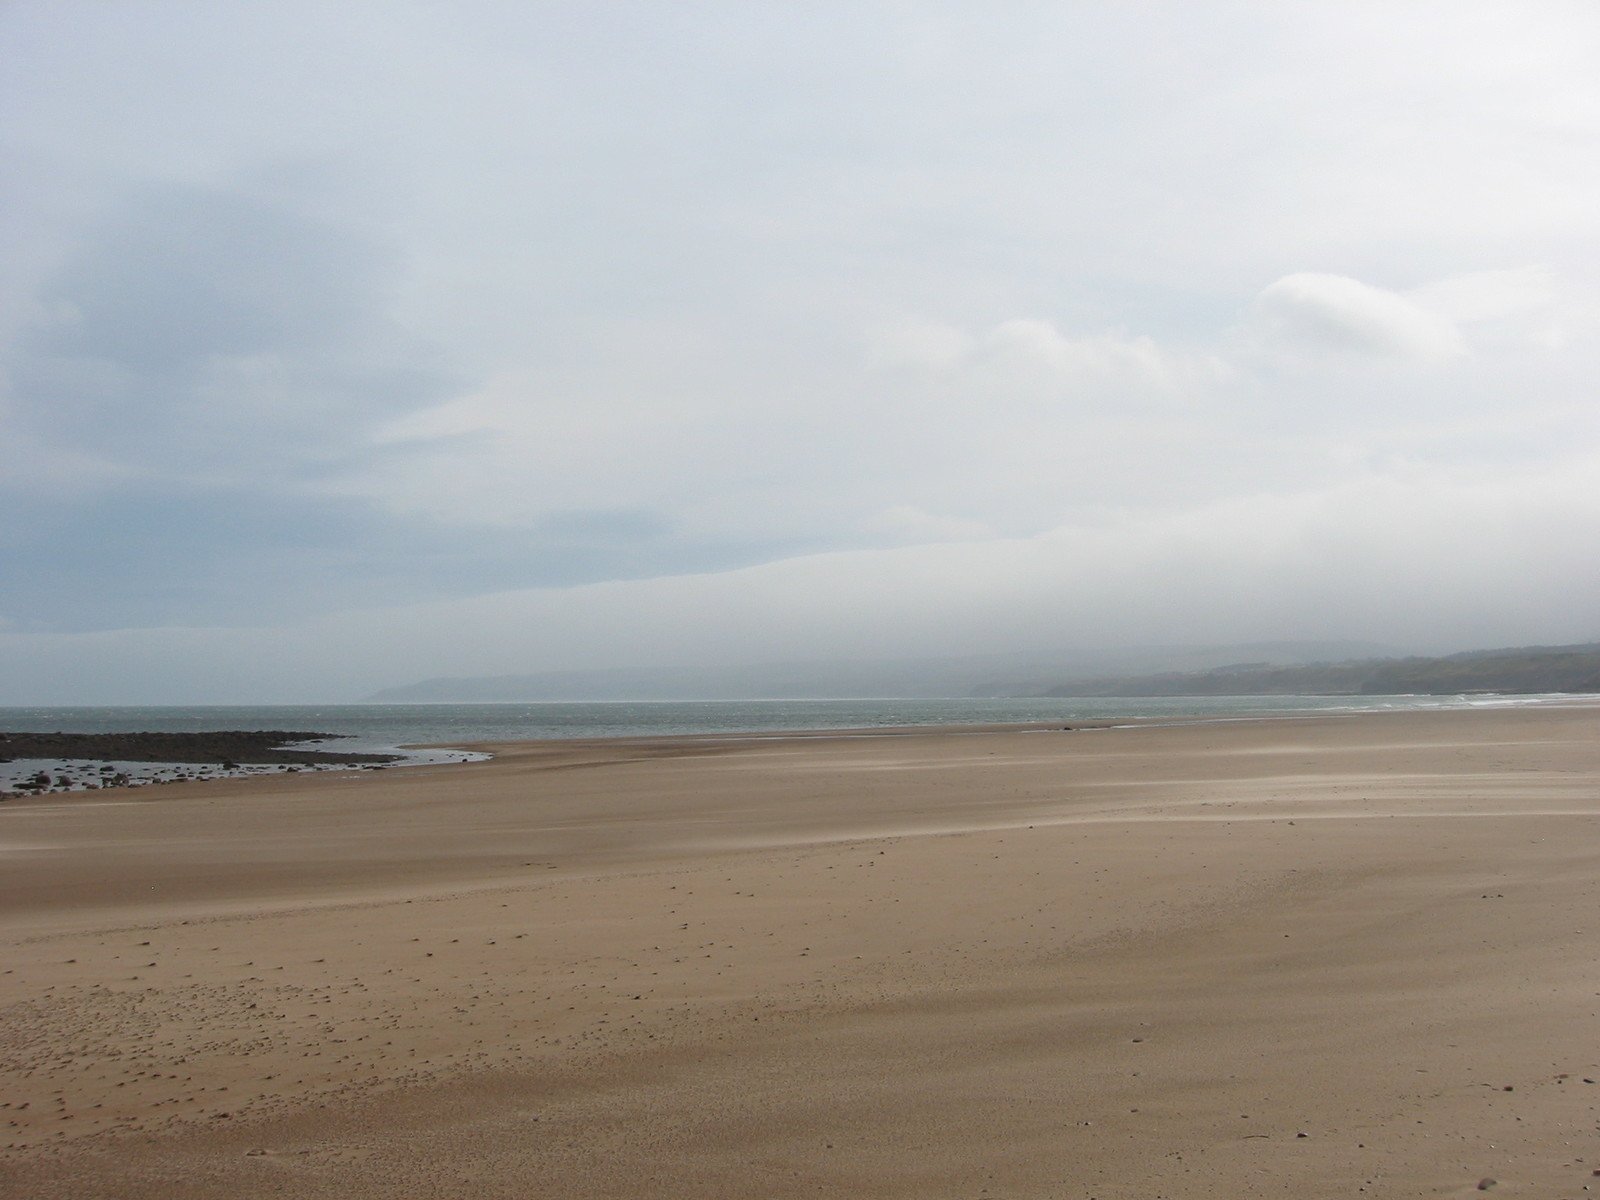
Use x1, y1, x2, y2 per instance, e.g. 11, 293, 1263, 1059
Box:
2, 1, 1599, 702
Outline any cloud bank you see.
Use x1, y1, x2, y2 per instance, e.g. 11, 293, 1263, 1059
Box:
1, 2, 1598, 699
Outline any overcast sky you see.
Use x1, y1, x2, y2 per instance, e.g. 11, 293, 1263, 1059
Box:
3, 2, 1599, 702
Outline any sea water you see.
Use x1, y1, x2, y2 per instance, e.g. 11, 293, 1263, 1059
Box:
0, 693, 1566, 794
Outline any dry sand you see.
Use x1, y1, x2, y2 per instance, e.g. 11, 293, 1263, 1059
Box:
3, 705, 1599, 1198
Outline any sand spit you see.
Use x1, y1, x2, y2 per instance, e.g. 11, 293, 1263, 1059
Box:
3, 706, 1599, 1198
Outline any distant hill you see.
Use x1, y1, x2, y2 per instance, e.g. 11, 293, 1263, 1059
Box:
1039, 642, 1600, 697
363, 641, 1397, 702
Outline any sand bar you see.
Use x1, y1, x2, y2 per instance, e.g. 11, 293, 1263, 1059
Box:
3, 704, 1599, 1197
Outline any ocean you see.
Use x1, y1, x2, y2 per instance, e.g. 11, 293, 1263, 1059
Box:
0, 692, 1558, 796
0, 692, 1530, 744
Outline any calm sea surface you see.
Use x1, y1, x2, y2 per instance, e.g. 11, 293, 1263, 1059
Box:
0, 694, 1565, 793
0, 693, 1548, 747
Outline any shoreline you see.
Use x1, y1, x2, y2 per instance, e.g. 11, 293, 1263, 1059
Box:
4, 703, 1600, 1197
7, 691, 1594, 801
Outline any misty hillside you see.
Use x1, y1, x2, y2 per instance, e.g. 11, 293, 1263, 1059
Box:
1041, 642, 1600, 697
364, 641, 1395, 702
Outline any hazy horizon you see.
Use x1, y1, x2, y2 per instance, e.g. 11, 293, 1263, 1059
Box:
4, 3, 1599, 704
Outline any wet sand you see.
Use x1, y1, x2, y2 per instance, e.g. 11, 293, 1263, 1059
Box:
3, 705, 1599, 1198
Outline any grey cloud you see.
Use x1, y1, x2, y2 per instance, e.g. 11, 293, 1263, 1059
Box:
3, 3, 1599, 697
0, 477, 797, 635
37, 188, 380, 364
7, 179, 453, 477
4, 459, 1598, 703
1, 179, 824, 631
536, 509, 674, 544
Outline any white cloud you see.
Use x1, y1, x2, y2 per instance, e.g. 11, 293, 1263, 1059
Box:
869, 316, 1227, 400
863, 320, 973, 371
1409, 266, 1556, 325
1248, 273, 1466, 363
975, 320, 1223, 397
1405, 265, 1594, 351
325, 265, 1595, 559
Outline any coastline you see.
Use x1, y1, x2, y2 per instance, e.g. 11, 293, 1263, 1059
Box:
4, 703, 1600, 1197
6, 691, 1587, 800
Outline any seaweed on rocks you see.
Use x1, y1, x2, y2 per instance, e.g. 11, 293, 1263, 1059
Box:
0, 730, 401, 767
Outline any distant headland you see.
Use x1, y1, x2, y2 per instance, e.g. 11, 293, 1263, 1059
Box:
365, 640, 1600, 703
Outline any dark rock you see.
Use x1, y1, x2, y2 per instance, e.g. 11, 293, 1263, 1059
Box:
0, 731, 400, 768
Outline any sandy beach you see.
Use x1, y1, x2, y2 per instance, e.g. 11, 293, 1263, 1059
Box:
3, 704, 1599, 1198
